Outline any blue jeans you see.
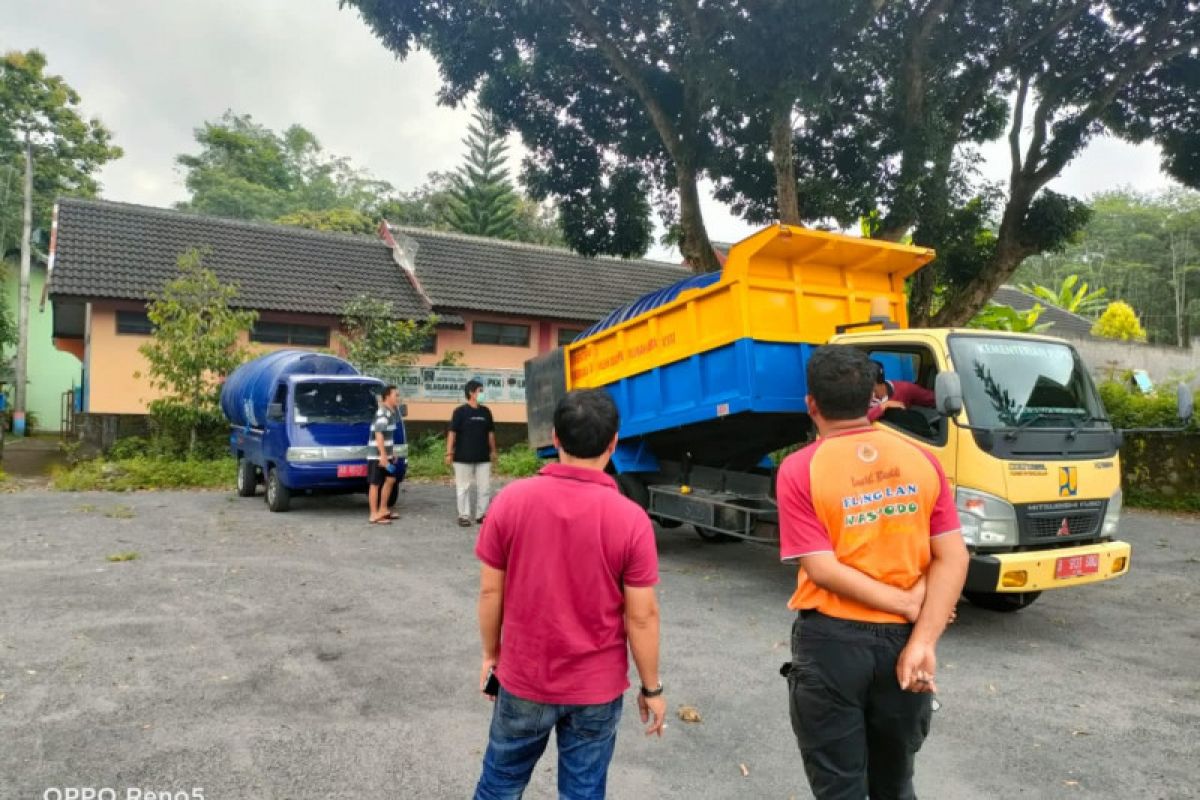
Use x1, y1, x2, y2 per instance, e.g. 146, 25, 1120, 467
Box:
474, 686, 624, 800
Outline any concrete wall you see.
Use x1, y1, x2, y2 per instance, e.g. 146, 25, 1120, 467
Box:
1120, 432, 1200, 510
2, 262, 84, 431
1065, 335, 1200, 388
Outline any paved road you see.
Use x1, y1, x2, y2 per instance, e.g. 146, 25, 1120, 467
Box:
1, 484, 1197, 799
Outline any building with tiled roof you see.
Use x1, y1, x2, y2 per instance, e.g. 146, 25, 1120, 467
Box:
47, 198, 688, 422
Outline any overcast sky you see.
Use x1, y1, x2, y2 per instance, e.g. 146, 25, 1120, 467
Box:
3, 0, 1181, 260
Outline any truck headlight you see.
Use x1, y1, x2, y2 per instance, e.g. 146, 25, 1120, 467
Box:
956, 488, 1019, 546
1101, 488, 1123, 538
286, 447, 324, 461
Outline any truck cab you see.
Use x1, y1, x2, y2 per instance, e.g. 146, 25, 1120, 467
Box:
831, 328, 1129, 611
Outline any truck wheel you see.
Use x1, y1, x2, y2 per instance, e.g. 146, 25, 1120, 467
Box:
236, 458, 257, 497
964, 590, 1041, 612
387, 486, 399, 508
265, 468, 291, 512
615, 473, 650, 509
694, 525, 741, 544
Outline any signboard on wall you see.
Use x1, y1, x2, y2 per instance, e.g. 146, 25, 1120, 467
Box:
371, 366, 526, 403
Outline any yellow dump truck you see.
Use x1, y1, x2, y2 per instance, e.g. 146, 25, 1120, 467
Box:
527, 225, 1148, 611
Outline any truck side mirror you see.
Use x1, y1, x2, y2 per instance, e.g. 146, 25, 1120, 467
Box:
267, 402, 284, 423
935, 372, 964, 417
1178, 383, 1195, 423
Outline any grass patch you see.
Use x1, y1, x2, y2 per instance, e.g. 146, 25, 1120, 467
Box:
103, 504, 137, 519
1126, 489, 1200, 513
106, 551, 139, 562
405, 435, 547, 480
53, 456, 236, 491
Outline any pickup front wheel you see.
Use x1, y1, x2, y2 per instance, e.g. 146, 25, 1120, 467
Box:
265, 468, 291, 512
236, 458, 257, 497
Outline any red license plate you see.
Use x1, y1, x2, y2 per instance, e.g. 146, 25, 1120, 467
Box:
1055, 553, 1100, 579
337, 464, 368, 478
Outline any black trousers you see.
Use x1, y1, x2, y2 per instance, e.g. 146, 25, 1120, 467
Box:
785, 611, 932, 800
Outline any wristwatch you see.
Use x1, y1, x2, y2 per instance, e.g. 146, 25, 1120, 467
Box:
640, 682, 664, 698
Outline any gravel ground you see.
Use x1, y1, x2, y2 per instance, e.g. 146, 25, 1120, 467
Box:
1, 483, 1197, 799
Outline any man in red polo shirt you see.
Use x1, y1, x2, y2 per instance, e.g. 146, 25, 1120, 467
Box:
473, 389, 665, 799
778, 346, 968, 800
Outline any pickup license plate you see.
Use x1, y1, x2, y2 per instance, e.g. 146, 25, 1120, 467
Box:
1055, 553, 1100, 579
337, 464, 368, 479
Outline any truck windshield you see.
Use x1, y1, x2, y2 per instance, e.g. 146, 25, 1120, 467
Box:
948, 336, 1107, 430
292, 382, 379, 424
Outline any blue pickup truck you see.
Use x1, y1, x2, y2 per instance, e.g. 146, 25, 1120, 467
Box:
220, 350, 408, 512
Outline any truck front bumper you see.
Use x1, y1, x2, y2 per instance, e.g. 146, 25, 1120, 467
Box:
965, 540, 1131, 594
280, 459, 408, 490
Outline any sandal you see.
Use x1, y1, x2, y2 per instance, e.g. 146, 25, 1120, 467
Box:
369, 517, 393, 525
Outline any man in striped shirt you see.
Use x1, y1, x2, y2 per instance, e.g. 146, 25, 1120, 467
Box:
368, 385, 401, 525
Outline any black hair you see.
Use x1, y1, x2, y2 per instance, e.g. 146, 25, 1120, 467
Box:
553, 389, 619, 458
871, 360, 886, 385
807, 346, 875, 420
464, 379, 483, 399
382, 384, 398, 400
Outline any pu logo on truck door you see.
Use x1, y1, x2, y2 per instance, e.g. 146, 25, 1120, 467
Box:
1058, 467, 1078, 497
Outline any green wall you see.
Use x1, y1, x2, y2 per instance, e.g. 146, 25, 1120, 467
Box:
2, 260, 82, 432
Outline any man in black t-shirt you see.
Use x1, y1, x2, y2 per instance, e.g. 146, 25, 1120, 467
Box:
446, 379, 497, 527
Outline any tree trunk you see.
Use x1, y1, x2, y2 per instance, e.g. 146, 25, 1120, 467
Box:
769, 105, 801, 226
676, 160, 719, 272
932, 247, 1025, 327
907, 267, 936, 327
14, 134, 32, 435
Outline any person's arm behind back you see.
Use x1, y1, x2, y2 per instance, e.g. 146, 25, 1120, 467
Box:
623, 514, 665, 736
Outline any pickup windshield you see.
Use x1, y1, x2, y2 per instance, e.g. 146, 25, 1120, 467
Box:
948, 336, 1107, 430
292, 382, 379, 424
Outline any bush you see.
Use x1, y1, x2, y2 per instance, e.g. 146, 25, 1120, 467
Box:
53, 456, 236, 491
497, 443, 544, 477
1098, 381, 1198, 431
1091, 301, 1148, 342
404, 434, 546, 480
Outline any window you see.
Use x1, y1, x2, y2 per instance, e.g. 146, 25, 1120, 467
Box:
116, 310, 154, 336
251, 321, 330, 347
293, 382, 378, 423
558, 328, 583, 346
863, 345, 943, 443
473, 321, 530, 347
418, 332, 437, 354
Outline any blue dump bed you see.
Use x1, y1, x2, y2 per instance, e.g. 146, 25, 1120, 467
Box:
220, 350, 360, 428
526, 225, 935, 472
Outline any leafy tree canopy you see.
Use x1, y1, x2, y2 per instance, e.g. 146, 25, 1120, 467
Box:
346, 0, 1200, 319
176, 111, 392, 221
339, 294, 438, 369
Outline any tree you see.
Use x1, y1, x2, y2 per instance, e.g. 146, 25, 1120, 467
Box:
176, 112, 393, 221
731, 1, 1200, 326
1015, 190, 1200, 345
442, 111, 520, 239
967, 302, 1051, 334
1017, 275, 1108, 317
339, 294, 437, 369
276, 207, 376, 235
1092, 301, 1148, 342
0, 49, 122, 430
138, 249, 258, 454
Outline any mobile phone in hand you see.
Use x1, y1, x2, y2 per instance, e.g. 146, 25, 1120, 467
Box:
483, 668, 500, 697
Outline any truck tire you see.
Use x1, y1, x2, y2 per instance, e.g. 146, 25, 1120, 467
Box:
694, 525, 741, 544
654, 517, 683, 529
963, 590, 1040, 612
615, 473, 650, 509
236, 458, 257, 497
265, 468, 291, 512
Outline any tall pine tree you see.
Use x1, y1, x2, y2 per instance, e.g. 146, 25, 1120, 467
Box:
444, 111, 519, 240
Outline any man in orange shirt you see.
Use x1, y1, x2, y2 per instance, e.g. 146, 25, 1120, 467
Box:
778, 346, 969, 800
